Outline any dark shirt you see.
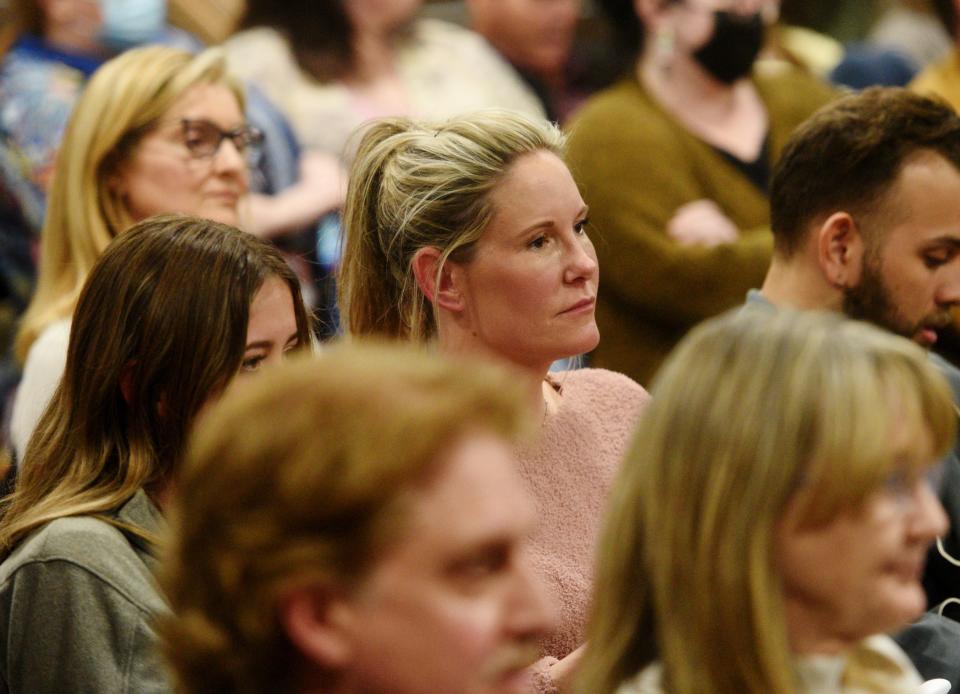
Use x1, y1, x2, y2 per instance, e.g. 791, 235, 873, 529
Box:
713, 135, 771, 194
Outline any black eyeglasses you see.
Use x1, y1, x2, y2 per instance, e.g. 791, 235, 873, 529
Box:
179, 118, 264, 166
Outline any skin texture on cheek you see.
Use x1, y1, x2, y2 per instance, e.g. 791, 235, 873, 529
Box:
117, 84, 248, 227
330, 434, 550, 693
778, 476, 939, 653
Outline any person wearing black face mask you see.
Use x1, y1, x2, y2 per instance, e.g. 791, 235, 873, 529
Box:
693, 8, 766, 83
564, 0, 836, 387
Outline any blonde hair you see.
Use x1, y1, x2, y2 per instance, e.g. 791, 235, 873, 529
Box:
0, 215, 311, 555
14, 45, 243, 363
338, 109, 565, 342
160, 342, 529, 694
579, 309, 957, 694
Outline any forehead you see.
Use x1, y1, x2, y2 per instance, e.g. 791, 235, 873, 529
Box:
874, 151, 960, 250
392, 433, 534, 557
161, 82, 243, 126
886, 388, 937, 467
246, 276, 298, 338
487, 150, 583, 218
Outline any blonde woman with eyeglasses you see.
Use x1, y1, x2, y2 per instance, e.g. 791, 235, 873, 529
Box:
10, 45, 264, 461
580, 309, 955, 694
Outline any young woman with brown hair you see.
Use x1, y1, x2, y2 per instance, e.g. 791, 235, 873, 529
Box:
0, 213, 311, 693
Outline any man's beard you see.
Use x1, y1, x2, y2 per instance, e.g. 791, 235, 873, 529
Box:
842, 259, 951, 345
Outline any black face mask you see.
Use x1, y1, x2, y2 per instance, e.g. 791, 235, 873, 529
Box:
692, 10, 765, 84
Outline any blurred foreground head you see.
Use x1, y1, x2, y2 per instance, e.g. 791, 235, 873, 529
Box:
162, 342, 555, 694
581, 308, 954, 694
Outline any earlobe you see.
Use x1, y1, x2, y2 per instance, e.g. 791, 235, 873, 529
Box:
411, 247, 465, 313
105, 165, 128, 198
279, 586, 353, 669
816, 212, 864, 288
119, 362, 137, 405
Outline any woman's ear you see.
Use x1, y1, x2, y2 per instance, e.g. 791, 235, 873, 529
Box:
103, 158, 128, 198
411, 247, 465, 313
119, 362, 136, 405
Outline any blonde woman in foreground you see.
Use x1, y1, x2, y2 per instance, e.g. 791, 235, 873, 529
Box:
580, 309, 954, 694
338, 109, 649, 692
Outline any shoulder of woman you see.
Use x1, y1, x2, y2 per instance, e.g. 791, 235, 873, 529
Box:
224, 26, 287, 51
401, 19, 545, 118
1, 515, 127, 574
556, 368, 650, 408
223, 27, 295, 73
753, 65, 838, 116
566, 80, 682, 162
409, 18, 532, 78
411, 18, 487, 50
12, 318, 70, 430
0, 514, 164, 612
567, 78, 650, 128
27, 317, 71, 357
409, 19, 521, 79
851, 634, 924, 682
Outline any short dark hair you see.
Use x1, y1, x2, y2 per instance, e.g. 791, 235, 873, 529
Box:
770, 87, 960, 256
931, 0, 958, 40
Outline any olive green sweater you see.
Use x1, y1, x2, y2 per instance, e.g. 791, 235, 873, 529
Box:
566, 68, 836, 386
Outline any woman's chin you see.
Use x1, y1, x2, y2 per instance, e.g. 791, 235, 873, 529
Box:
211, 211, 241, 228
575, 326, 601, 355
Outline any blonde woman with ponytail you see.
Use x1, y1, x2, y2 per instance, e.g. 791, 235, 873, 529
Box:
580, 309, 954, 694
338, 109, 649, 693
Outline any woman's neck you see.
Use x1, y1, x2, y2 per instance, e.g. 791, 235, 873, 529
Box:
784, 598, 858, 657
640, 51, 739, 115
347, 30, 398, 85
437, 327, 553, 420
638, 54, 767, 161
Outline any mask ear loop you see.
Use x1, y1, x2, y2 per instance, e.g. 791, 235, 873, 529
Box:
937, 596, 960, 618
935, 537, 960, 618
937, 537, 960, 567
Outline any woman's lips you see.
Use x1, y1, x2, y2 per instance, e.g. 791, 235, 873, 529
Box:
208, 190, 241, 204
559, 297, 595, 316
891, 555, 926, 582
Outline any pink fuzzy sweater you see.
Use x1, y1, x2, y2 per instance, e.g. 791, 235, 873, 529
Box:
523, 368, 649, 692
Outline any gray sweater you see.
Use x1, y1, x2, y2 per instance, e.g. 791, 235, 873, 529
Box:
0, 490, 169, 693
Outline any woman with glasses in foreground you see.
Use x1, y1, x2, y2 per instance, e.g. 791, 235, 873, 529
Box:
0, 214, 310, 693
580, 309, 954, 694
10, 45, 263, 461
